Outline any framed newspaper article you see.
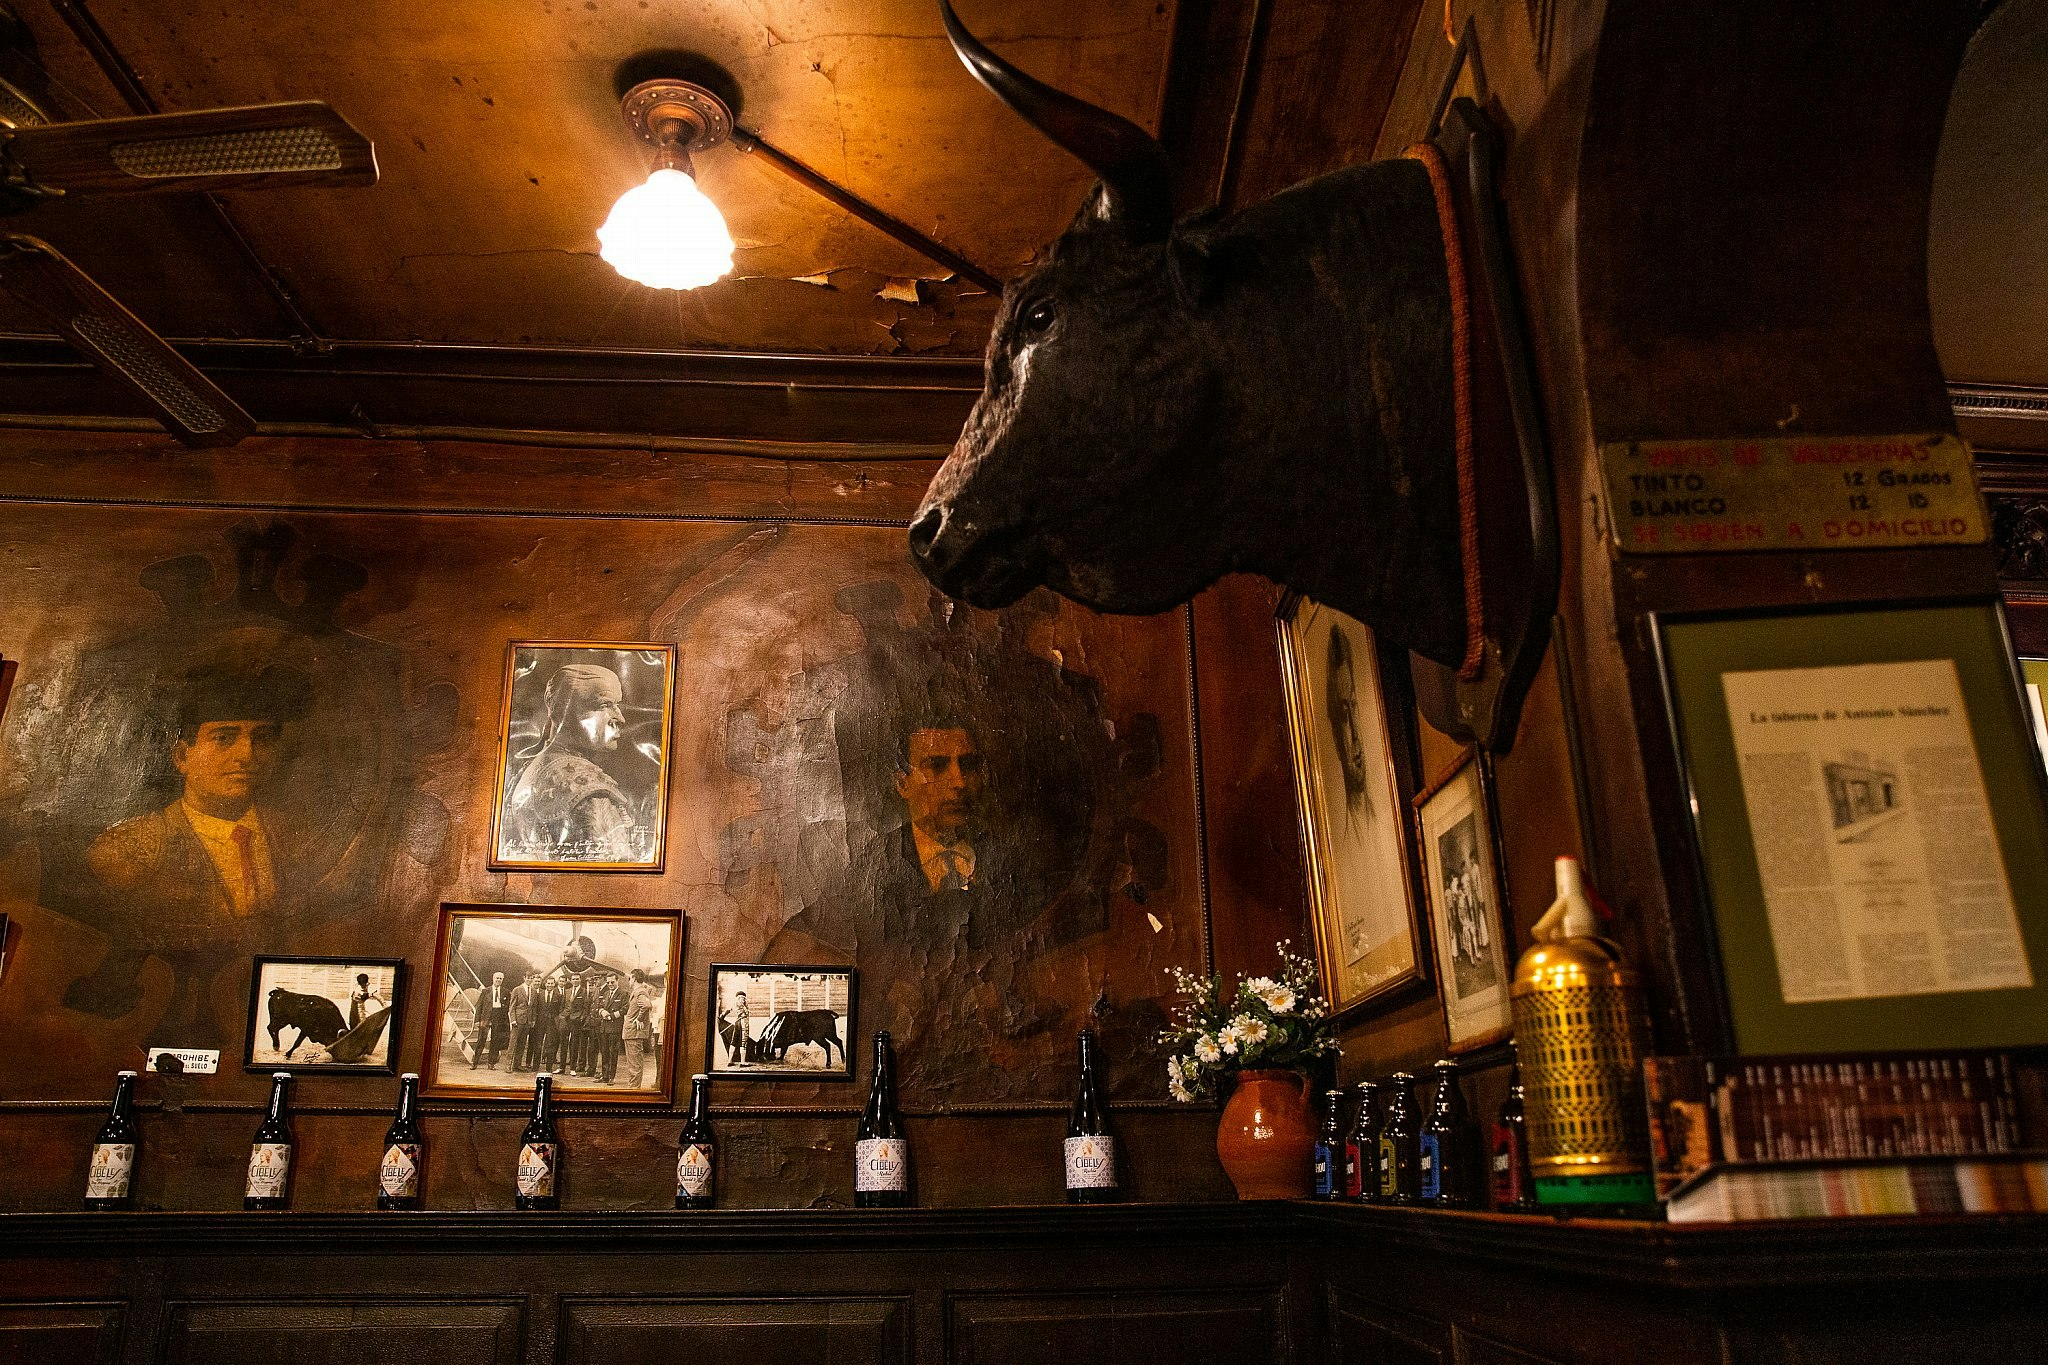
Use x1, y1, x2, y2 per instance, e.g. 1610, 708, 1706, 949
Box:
1655, 600, 2048, 1053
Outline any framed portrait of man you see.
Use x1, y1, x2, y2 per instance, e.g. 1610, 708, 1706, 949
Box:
1415, 748, 1515, 1053
1275, 595, 1428, 1020
487, 642, 676, 872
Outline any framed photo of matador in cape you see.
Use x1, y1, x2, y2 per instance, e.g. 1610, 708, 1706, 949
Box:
488, 642, 675, 871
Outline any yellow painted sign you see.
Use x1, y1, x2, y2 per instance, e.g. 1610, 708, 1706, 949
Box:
1599, 433, 1986, 554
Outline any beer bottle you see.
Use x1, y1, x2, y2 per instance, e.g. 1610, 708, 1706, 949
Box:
1375, 1072, 1419, 1204
515, 1072, 561, 1210
1420, 1057, 1476, 1208
1064, 1029, 1119, 1204
378, 1073, 425, 1210
1345, 1080, 1379, 1202
854, 1032, 911, 1208
244, 1071, 295, 1211
1312, 1089, 1345, 1200
1491, 1050, 1537, 1212
84, 1070, 140, 1211
676, 1074, 716, 1210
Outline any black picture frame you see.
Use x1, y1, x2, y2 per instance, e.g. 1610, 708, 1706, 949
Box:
705, 963, 859, 1082
243, 955, 406, 1076
1654, 598, 2048, 1053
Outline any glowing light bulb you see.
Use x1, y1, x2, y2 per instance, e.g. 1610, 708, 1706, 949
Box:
597, 167, 734, 290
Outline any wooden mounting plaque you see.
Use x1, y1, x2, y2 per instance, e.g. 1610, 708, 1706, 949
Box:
1600, 433, 1987, 554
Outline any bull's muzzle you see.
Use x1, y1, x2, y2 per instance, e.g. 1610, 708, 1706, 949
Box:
906, 501, 1036, 607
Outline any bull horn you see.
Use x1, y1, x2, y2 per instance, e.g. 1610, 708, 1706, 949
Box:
940, 0, 1174, 241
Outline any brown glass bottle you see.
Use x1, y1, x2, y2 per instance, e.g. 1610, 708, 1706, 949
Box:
244, 1072, 294, 1211
515, 1072, 560, 1210
84, 1071, 139, 1211
1345, 1080, 1379, 1202
1490, 1052, 1538, 1212
1420, 1058, 1476, 1207
1312, 1089, 1345, 1200
1375, 1072, 1419, 1204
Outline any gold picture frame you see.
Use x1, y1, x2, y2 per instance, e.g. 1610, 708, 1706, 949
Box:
1275, 594, 1428, 1019
487, 641, 676, 872
423, 903, 683, 1104
1414, 747, 1515, 1054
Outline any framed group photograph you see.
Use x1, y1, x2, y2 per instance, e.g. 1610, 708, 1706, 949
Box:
706, 964, 857, 1081
1656, 599, 2048, 1053
243, 957, 404, 1074
1414, 748, 1515, 1053
1275, 595, 1428, 1019
488, 641, 676, 872
423, 904, 683, 1103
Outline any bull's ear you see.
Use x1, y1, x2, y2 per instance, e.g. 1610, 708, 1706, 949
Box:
1168, 220, 1245, 308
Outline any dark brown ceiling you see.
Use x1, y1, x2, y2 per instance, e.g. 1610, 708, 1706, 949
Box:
0, 0, 1425, 443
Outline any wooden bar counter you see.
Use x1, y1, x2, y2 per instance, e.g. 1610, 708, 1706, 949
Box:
2, 1203, 2043, 1364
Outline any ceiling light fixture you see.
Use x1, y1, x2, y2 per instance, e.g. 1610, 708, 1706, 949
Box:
595, 63, 1002, 296
598, 79, 737, 290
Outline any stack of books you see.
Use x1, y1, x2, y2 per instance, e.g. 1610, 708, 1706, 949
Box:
1643, 1051, 2043, 1224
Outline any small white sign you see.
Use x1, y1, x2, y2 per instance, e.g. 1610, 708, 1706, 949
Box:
146, 1047, 220, 1075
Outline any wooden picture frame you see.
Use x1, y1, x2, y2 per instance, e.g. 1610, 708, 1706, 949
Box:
1275, 594, 1429, 1021
1414, 748, 1515, 1053
423, 903, 683, 1104
487, 641, 676, 872
1655, 599, 2048, 1054
243, 956, 404, 1075
705, 963, 858, 1082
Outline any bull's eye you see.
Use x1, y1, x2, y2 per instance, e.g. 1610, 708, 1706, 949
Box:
1018, 298, 1056, 337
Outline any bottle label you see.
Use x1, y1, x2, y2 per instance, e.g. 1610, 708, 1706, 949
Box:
677, 1144, 714, 1199
517, 1142, 556, 1198
1419, 1134, 1441, 1200
1342, 1141, 1363, 1199
1312, 1144, 1333, 1197
246, 1143, 291, 1199
855, 1137, 910, 1192
1377, 1134, 1398, 1196
1065, 1135, 1117, 1190
86, 1143, 134, 1200
380, 1143, 421, 1199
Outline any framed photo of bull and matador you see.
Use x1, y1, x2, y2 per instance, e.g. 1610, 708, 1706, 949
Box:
1414, 748, 1516, 1054
243, 956, 405, 1075
706, 964, 857, 1081
422, 904, 683, 1104
487, 641, 676, 872
1275, 594, 1429, 1020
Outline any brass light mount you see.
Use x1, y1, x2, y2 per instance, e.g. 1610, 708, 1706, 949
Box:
620, 79, 732, 176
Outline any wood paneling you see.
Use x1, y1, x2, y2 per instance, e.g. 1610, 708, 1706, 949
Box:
0, 1303, 123, 1365
161, 1300, 521, 1365
560, 1297, 907, 1365
949, 1289, 1288, 1365
1327, 1291, 1446, 1365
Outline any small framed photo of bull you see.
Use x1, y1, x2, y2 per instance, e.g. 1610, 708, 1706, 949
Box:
244, 956, 405, 1075
423, 903, 683, 1104
706, 964, 857, 1082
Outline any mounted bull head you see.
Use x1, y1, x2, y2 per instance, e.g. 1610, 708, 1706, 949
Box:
910, 0, 1468, 668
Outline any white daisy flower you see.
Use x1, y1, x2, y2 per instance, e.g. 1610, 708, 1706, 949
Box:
1194, 1034, 1223, 1064
1230, 1014, 1269, 1047
1252, 980, 1297, 1014
1169, 1078, 1195, 1103
1216, 1027, 1240, 1055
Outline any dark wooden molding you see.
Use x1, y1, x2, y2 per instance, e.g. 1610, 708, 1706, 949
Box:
0, 333, 983, 447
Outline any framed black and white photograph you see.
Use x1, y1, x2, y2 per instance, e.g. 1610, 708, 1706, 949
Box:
1275, 593, 1428, 1020
487, 641, 676, 872
706, 964, 856, 1081
243, 956, 404, 1074
1414, 749, 1515, 1053
424, 904, 683, 1103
